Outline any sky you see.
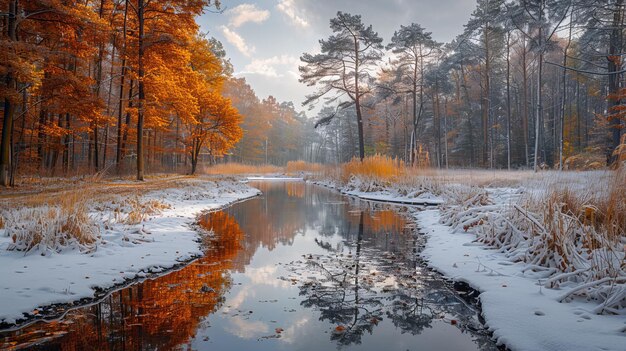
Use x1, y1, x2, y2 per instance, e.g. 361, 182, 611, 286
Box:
197, 0, 477, 117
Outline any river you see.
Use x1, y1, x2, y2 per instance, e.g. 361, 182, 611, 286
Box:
0, 181, 497, 350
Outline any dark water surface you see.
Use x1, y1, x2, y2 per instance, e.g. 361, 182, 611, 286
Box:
1, 181, 497, 350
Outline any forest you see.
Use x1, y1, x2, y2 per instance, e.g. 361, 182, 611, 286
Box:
1, 0, 625, 188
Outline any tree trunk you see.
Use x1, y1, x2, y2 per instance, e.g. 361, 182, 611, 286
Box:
534, 6, 544, 172
608, 0, 624, 165
559, 9, 573, 170
522, 36, 530, 167
354, 38, 365, 161
136, 0, 145, 180
1, 96, 14, 187
1, 0, 17, 186
506, 31, 512, 170
482, 22, 491, 167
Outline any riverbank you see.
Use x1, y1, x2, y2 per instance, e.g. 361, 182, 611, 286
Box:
0, 176, 260, 325
312, 169, 625, 351
418, 209, 624, 351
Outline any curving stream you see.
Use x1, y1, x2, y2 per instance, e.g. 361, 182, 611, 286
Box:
0, 181, 497, 350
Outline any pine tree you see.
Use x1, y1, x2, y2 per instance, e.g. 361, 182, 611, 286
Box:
300, 12, 383, 161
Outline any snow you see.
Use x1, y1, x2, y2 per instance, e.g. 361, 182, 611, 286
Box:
0, 179, 260, 325
311, 178, 445, 206
340, 190, 444, 205
417, 209, 625, 351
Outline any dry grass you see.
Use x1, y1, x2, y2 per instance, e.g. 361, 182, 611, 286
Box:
436, 170, 625, 314
339, 155, 406, 183
285, 160, 325, 175
203, 163, 283, 175
3, 191, 100, 254
114, 196, 171, 225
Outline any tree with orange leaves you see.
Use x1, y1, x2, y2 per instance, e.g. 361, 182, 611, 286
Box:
0, 0, 106, 185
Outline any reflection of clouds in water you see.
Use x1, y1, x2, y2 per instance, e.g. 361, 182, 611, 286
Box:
245, 265, 291, 289
223, 286, 254, 312
225, 315, 269, 339
278, 317, 310, 344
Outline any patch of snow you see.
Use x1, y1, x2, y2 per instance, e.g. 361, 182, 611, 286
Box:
310, 178, 445, 206
246, 176, 303, 181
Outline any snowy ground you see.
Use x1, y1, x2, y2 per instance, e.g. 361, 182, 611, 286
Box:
418, 209, 625, 351
246, 176, 304, 181
0, 178, 260, 325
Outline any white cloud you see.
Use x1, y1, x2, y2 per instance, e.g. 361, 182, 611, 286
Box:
277, 0, 309, 28
227, 3, 270, 28
240, 55, 299, 78
220, 25, 255, 58
226, 316, 269, 339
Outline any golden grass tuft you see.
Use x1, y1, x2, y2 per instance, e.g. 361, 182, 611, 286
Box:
203, 163, 283, 175
285, 160, 325, 175
4, 191, 100, 254
115, 196, 171, 225
340, 155, 405, 183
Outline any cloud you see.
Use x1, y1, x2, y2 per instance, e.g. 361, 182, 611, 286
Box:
227, 3, 270, 28
277, 0, 309, 28
220, 25, 255, 57
240, 55, 299, 77
225, 316, 269, 339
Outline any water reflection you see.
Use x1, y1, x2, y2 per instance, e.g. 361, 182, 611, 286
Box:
0, 181, 496, 351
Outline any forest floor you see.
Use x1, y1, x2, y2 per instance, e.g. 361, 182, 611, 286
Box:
314, 169, 625, 351
0, 175, 260, 326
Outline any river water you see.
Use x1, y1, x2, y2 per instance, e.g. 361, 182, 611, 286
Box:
1, 181, 497, 350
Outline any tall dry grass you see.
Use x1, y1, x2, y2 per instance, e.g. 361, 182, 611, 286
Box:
3, 191, 100, 254
203, 163, 283, 175
112, 195, 171, 225
285, 160, 325, 174
341, 155, 404, 183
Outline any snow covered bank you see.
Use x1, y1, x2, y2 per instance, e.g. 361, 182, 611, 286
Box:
418, 209, 625, 351
0, 178, 260, 325
246, 176, 304, 181
312, 177, 445, 206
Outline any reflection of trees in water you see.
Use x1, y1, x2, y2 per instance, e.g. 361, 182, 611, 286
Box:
215, 182, 348, 269
292, 209, 496, 348
301, 212, 385, 345
2, 212, 246, 350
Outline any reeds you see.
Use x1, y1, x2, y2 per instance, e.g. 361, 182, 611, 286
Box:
340, 155, 405, 183
285, 160, 325, 174
203, 163, 283, 175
